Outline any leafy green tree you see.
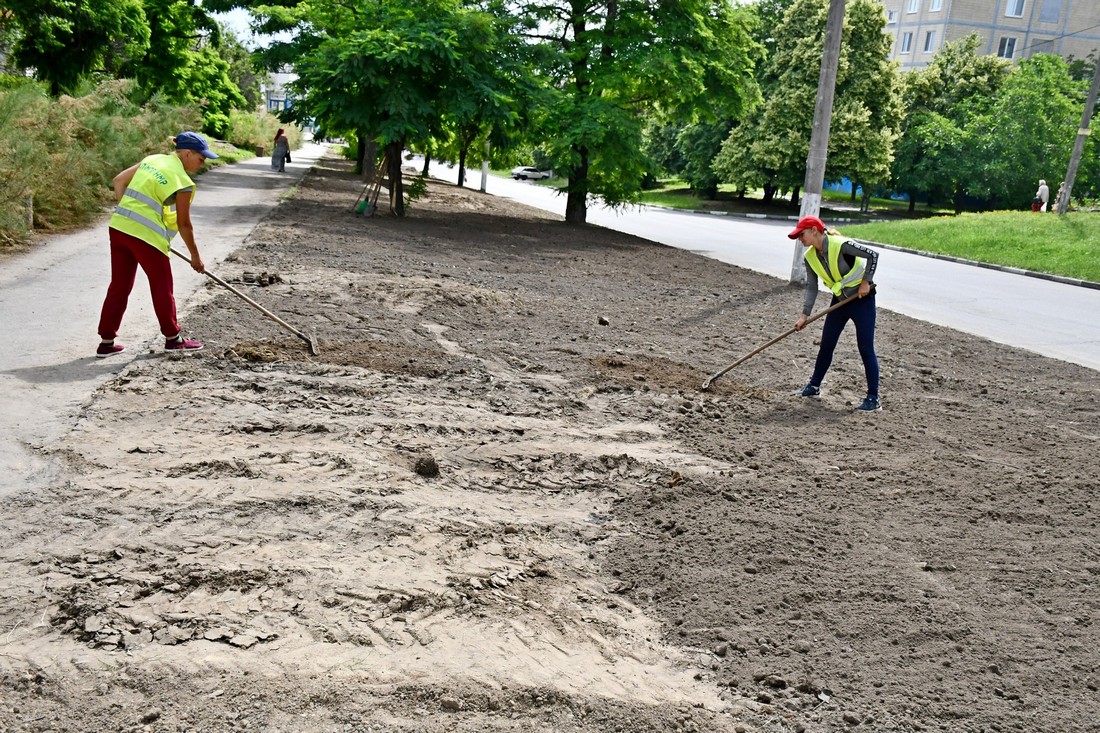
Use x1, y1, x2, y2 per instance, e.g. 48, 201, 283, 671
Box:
1066, 51, 1097, 83
677, 121, 733, 199
263, 0, 523, 216
714, 0, 901, 207
118, 0, 244, 137
823, 0, 902, 211
516, 0, 760, 223
641, 120, 688, 180
216, 24, 262, 110
890, 34, 1010, 212
2, 0, 150, 94
974, 53, 1086, 209
748, 0, 798, 61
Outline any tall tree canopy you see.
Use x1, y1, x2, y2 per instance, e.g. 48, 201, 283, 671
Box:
226, 0, 760, 223
889, 34, 1011, 212
515, 0, 761, 223
974, 53, 1087, 209
255, 0, 528, 216
3, 0, 150, 95
713, 0, 901, 205
2, 0, 246, 135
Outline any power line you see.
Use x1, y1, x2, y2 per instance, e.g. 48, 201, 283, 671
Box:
1022, 21, 1100, 56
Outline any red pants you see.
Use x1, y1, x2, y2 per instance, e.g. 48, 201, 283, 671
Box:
98, 227, 180, 340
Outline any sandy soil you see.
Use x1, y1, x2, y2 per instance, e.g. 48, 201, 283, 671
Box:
1, 155, 1098, 733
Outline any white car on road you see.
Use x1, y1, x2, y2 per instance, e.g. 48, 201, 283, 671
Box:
511, 166, 551, 181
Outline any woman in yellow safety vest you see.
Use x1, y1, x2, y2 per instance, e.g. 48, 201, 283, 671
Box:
96, 132, 217, 357
787, 215, 882, 412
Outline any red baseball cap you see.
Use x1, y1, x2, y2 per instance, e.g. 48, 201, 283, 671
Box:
787, 215, 825, 239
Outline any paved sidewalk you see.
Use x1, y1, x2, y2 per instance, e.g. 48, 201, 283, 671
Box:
0, 142, 330, 495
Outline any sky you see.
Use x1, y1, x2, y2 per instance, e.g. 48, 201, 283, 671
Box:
214, 8, 287, 49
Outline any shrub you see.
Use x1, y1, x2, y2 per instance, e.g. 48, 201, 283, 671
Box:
0, 78, 199, 246
224, 109, 302, 155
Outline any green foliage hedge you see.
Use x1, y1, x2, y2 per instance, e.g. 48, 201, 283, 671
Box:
0, 77, 294, 247
0, 78, 198, 245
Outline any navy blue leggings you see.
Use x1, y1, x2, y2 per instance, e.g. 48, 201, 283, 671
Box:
808, 293, 879, 398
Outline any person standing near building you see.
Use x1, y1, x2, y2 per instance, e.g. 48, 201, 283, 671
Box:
788, 215, 882, 412
1036, 179, 1050, 212
96, 132, 215, 357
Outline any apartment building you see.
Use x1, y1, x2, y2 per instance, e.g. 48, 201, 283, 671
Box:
880, 0, 1100, 70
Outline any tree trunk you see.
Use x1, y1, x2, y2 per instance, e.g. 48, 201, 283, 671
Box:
790, 185, 800, 207
362, 139, 378, 181
908, 192, 916, 213
763, 182, 776, 204
565, 146, 590, 225
386, 140, 405, 217
457, 146, 467, 188
355, 129, 371, 177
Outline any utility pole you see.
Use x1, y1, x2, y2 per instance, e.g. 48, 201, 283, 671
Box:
790, 0, 846, 284
480, 140, 490, 193
1056, 60, 1100, 215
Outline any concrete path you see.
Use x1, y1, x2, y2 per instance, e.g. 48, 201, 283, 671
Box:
0, 142, 330, 496
441, 161, 1100, 374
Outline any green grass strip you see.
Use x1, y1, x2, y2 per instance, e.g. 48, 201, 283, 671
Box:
843, 211, 1100, 283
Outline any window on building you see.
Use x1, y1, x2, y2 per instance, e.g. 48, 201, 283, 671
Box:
906, 0, 919, 13
1005, 0, 1025, 18
930, 0, 943, 10
997, 36, 1017, 58
887, 10, 898, 23
923, 30, 937, 53
900, 32, 913, 53
1038, 0, 1061, 23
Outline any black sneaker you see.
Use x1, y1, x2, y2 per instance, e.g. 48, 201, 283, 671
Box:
799, 384, 820, 397
856, 396, 882, 412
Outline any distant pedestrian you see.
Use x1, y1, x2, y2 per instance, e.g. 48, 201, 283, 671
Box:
788, 215, 881, 412
1036, 179, 1049, 212
1055, 180, 1066, 211
96, 132, 215, 357
272, 128, 290, 172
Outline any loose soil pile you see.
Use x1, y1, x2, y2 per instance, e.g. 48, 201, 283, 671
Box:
1, 156, 1097, 733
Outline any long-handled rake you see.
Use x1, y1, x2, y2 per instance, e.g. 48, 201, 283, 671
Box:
700, 292, 864, 391
170, 248, 319, 356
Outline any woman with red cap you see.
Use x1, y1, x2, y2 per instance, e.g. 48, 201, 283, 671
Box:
787, 215, 881, 411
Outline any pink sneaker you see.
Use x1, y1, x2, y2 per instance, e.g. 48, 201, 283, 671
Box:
165, 336, 204, 353
96, 342, 125, 358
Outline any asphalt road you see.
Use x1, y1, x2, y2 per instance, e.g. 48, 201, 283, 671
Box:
0, 142, 330, 496
444, 161, 1100, 374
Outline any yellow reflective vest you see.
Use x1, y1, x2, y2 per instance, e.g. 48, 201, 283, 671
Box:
803, 236, 866, 297
109, 153, 195, 255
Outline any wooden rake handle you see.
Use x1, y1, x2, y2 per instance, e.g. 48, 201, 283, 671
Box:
700, 291, 866, 391
170, 247, 319, 355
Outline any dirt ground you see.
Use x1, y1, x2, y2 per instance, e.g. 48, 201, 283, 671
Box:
1, 156, 1098, 733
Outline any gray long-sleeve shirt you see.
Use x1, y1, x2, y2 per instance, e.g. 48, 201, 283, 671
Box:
802, 235, 879, 316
